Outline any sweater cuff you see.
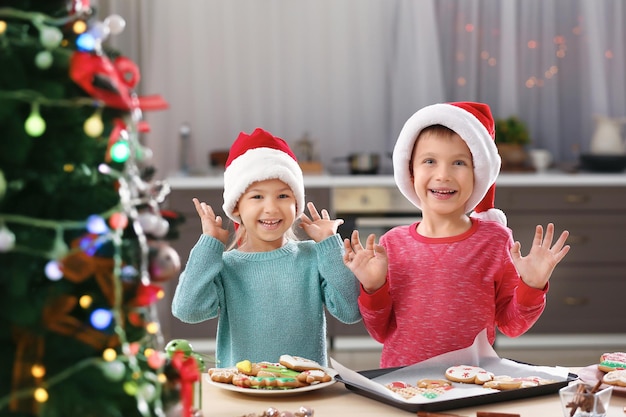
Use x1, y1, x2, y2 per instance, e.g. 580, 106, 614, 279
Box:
516, 280, 549, 306
358, 280, 391, 310
315, 233, 343, 252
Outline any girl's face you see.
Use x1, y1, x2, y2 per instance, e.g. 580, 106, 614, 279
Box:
410, 130, 474, 219
232, 178, 297, 251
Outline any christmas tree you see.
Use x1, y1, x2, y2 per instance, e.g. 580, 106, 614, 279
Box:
0, 1, 200, 416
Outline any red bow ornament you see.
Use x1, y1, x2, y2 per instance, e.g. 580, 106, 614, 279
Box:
70, 51, 168, 111
171, 351, 200, 417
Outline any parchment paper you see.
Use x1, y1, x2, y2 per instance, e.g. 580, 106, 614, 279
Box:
331, 329, 571, 404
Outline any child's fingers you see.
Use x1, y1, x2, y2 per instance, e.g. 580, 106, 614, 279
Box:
364, 233, 377, 250
509, 241, 522, 261
306, 202, 320, 219
541, 223, 555, 247
350, 230, 363, 251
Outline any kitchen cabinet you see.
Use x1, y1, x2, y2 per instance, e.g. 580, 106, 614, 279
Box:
160, 174, 626, 345
495, 186, 626, 334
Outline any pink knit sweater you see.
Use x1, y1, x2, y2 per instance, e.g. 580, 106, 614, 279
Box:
358, 218, 547, 368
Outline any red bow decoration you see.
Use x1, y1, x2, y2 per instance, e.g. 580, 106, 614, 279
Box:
171, 351, 200, 417
132, 283, 163, 307
70, 51, 168, 111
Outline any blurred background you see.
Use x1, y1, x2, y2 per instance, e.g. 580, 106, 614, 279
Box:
98, 0, 626, 178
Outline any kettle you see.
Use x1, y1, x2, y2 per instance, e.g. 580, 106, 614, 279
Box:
590, 115, 626, 155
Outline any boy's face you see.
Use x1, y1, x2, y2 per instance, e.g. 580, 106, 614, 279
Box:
410, 130, 474, 217
232, 178, 297, 251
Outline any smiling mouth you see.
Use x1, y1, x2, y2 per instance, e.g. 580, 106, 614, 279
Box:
259, 219, 281, 226
430, 189, 457, 196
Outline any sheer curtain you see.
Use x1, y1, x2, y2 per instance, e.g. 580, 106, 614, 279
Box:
101, 0, 626, 178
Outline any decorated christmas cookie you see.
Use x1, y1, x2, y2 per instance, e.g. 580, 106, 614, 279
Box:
598, 352, 626, 373
445, 365, 494, 385
279, 355, 324, 371
602, 369, 626, 387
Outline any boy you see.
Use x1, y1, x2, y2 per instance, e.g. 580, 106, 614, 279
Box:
343, 102, 570, 367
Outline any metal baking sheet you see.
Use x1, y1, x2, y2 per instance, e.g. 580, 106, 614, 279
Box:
335, 365, 577, 413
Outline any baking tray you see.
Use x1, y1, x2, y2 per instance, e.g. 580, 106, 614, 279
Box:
335, 365, 577, 413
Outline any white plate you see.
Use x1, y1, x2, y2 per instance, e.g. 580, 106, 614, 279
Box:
204, 373, 336, 397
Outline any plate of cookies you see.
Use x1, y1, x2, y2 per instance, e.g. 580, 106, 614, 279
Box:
206, 355, 336, 396
577, 352, 626, 396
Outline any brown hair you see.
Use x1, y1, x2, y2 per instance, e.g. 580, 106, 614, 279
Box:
408, 124, 459, 177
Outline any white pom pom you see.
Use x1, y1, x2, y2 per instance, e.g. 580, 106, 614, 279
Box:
470, 208, 507, 226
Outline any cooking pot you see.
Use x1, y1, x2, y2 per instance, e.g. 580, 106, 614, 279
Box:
333, 153, 381, 175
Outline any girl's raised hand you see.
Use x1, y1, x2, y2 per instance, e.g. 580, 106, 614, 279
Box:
192, 198, 230, 245
510, 223, 570, 289
343, 230, 388, 293
299, 202, 344, 242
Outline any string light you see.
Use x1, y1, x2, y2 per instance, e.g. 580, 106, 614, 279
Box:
79, 295, 93, 309
33, 388, 49, 403
0, 20, 7, 34
145, 322, 159, 335
110, 140, 131, 163
44, 260, 63, 281
102, 348, 117, 362
35, 50, 53, 70
31, 365, 46, 379
76, 31, 96, 51
24, 102, 46, 137
90, 308, 114, 330
84, 107, 104, 137
86, 215, 109, 235
0, 225, 16, 252
72, 20, 87, 34
109, 212, 129, 230
38, 25, 63, 49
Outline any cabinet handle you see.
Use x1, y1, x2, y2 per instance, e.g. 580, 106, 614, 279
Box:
563, 296, 589, 306
564, 194, 589, 204
566, 235, 588, 245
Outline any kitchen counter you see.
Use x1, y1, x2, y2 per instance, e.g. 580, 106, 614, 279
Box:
202, 370, 626, 416
166, 171, 626, 190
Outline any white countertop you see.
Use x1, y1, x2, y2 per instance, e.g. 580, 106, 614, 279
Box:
166, 170, 626, 189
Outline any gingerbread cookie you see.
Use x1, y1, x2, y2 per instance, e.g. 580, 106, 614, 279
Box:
416, 379, 453, 390
483, 376, 522, 390
248, 376, 301, 389
598, 352, 626, 373
602, 369, 626, 387
445, 365, 494, 385
296, 370, 332, 384
385, 380, 452, 400
208, 368, 237, 384
483, 375, 557, 390
279, 355, 324, 371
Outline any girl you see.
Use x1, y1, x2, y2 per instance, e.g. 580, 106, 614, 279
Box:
172, 128, 361, 368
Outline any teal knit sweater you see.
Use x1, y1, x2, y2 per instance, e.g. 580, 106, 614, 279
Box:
171, 233, 361, 368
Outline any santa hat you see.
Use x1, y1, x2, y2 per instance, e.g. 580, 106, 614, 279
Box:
392, 101, 506, 225
223, 128, 305, 224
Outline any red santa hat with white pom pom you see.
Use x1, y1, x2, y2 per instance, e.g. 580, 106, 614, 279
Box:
222, 128, 305, 225
392, 101, 507, 226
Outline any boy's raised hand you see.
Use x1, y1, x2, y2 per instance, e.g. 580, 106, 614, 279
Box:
299, 202, 344, 242
343, 230, 388, 293
510, 223, 570, 289
192, 198, 230, 245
